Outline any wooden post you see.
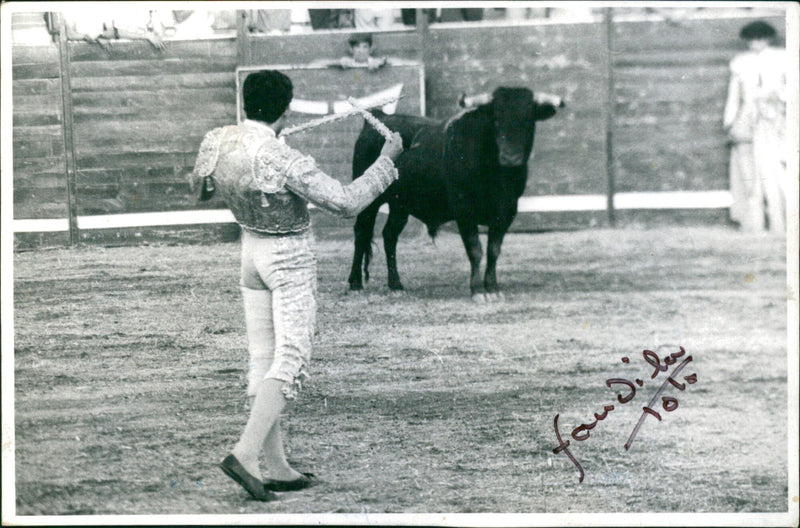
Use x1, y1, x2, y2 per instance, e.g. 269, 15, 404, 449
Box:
604, 8, 617, 227
236, 10, 250, 66
55, 12, 79, 245
416, 9, 429, 116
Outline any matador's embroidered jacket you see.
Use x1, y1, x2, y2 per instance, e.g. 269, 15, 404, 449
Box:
192, 119, 398, 235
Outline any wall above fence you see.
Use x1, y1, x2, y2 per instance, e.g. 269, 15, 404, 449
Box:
9, 9, 791, 248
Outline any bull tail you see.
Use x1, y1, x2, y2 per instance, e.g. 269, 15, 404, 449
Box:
364, 242, 375, 283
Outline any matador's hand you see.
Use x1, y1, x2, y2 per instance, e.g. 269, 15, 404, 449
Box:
380, 132, 403, 161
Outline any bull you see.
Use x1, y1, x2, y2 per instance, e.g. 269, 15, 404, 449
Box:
347, 87, 564, 300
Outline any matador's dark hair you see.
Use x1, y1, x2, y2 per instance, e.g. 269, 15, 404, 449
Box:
243, 70, 293, 124
739, 21, 776, 41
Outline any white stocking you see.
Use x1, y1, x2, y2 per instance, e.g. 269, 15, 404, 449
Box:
241, 287, 275, 398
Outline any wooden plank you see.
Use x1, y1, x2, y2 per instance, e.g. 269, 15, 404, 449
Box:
71, 119, 231, 147
613, 48, 735, 67
67, 38, 237, 62
75, 151, 190, 169
12, 78, 62, 96
13, 138, 62, 158
72, 105, 234, 124
13, 62, 61, 80
615, 143, 730, 165
613, 117, 728, 137
615, 64, 728, 84
69, 58, 237, 77
614, 129, 725, 152
12, 92, 63, 109
70, 87, 236, 108
511, 210, 607, 231
13, 205, 70, 223
14, 172, 67, 190
613, 174, 729, 193
77, 167, 186, 184
615, 78, 728, 102
13, 155, 65, 173
11, 44, 60, 64
615, 153, 730, 181
11, 123, 64, 137
70, 72, 234, 92
13, 113, 62, 127
613, 16, 785, 53
14, 187, 70, 206
247, 30, 420, 65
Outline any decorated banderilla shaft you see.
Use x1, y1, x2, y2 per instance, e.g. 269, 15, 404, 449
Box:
345, 97, 395, 141
279, 95, 401, 139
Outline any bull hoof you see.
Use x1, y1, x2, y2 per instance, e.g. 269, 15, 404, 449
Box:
389, 289, 407, 298
485, 292, 505, 302
471, 293, 487, 303
347, 286, 365, 295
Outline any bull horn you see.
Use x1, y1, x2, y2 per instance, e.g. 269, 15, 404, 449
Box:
459, 92, 493, 108
534, 92, 566, 108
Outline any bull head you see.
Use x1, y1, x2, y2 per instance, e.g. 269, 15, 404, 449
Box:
458, 88, 565, 167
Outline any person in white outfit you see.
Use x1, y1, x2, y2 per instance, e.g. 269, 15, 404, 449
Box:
723, 20, 787, 233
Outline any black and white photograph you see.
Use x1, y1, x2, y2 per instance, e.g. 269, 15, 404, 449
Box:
2, 1, 798, 525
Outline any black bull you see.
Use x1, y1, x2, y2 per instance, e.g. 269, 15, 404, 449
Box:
347, 87, 564, 300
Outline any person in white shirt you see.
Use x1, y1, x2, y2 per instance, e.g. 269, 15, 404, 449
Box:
723, 21, 787, 233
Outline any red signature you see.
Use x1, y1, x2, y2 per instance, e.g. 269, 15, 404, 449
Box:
552, 346, 697, 483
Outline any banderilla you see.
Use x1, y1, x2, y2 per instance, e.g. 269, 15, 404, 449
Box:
279, 95, 402, 141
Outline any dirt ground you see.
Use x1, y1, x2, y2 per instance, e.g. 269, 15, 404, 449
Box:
10, 226, 791, 517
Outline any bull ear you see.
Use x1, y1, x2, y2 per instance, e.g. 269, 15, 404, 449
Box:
531, 101, 558, 122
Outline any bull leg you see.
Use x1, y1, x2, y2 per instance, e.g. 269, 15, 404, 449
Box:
348, 202, 381, 291
485, 224, 509, 301
456, 219, 484, 300
383, 208, 409, 291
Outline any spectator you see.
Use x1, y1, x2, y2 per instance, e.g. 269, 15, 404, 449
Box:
309, 9, 354, 30
64, 8, 166, 50
400, 8, 437, 25
354, 8, 397, 29
309, 33, 388, 71
63, 10, 114, 50
246, 10, 291, 34
438, 8, 484, 22
723, 20, 787, 233
156, 10, 239, 40
289, 9, 313, 33
342, 33, 387, 69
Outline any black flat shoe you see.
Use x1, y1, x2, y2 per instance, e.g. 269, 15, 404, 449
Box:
220, 454, 277, 501
263, 472, 316, 492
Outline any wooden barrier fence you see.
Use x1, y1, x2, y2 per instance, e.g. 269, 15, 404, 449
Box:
8, 9, 787, 248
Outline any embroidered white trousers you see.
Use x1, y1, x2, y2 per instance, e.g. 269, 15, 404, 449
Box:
240, 229, 317, 400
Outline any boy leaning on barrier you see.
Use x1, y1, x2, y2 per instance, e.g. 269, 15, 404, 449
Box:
309, 33, 389, 71
190, 70, 403, 501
